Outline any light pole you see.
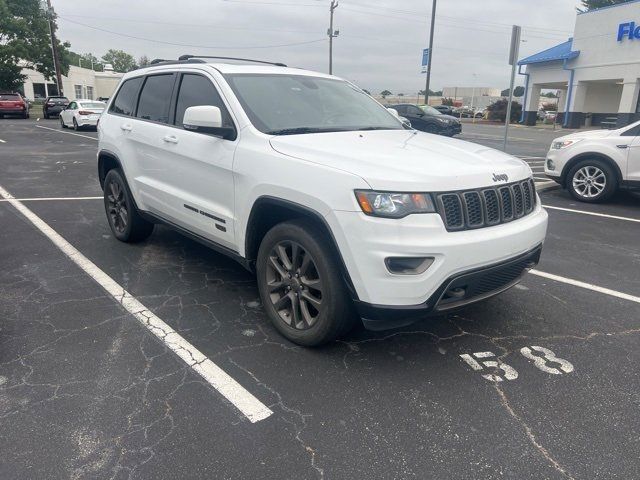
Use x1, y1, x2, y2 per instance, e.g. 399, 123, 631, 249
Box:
424, 0, 437, 105
328, 0, 339, 75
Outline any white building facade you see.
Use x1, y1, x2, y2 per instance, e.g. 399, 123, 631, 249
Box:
21, 65, 123, 101
519, 0, 640, 128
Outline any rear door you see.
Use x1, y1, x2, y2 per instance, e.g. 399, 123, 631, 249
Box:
62, 101, 77, 124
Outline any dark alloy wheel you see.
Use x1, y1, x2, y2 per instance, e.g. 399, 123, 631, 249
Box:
257, 219, 355, 346
266, 240, 324, 330
106, 179, 128, 236
103, 168, 154, 243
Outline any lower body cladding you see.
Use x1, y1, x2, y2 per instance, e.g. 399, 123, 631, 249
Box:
329, 204, 548, 330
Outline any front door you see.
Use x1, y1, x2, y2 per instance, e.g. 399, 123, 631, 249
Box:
138, 71, 238, 250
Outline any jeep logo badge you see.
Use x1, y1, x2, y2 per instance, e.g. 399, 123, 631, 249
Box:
492, 173, 509, 182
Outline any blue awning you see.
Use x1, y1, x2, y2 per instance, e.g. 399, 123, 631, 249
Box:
518, 39, 580, 66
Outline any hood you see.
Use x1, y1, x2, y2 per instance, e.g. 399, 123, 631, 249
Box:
270, 130, 531, 191
558, 129, 613, 141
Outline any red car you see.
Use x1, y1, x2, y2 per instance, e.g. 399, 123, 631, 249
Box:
0, 92, 29, 119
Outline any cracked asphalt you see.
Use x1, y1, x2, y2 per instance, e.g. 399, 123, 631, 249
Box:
1, 118, 639, 479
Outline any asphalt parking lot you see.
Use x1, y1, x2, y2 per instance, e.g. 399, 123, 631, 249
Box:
1, 117, 640, 480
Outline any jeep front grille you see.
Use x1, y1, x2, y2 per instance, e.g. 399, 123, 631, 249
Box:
435, 178, 537, 232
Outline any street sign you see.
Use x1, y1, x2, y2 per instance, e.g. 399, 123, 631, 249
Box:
421, 48, 429, 73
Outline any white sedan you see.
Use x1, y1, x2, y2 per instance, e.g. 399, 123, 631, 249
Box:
60, 100, 106, 130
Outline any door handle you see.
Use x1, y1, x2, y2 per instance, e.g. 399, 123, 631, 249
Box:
163, 135, 179, 144
120, 124, 133, 132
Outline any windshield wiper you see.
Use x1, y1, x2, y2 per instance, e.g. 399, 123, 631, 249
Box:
355, 126, 396, 131
266, 127, 342, 135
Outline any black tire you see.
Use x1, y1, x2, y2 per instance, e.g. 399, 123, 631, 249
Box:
43, 111, 49, 119
73, 118, 79, 131
256, 219, 355, 346
566, 158, 617, 203
60, 116, 67, 129
424, 124, 438, 134
103, 168, 154, 243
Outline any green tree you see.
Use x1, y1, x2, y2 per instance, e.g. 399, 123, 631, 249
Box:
0, 0, 70, 91
64, 51, 102, 71
102, 49, 137, 73
442, 97, 454, 106
380, 90, 392, 98
579, 0, 630, 12
487, 99, 522, 123
501, 86, 525, 97
138, 55, 151, 68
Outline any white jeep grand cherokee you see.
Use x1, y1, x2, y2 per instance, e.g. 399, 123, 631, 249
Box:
97, 56, 548, 346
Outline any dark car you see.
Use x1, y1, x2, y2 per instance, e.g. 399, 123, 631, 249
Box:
434, 104, 455, 116
0, 92, 29, 119
390, 104, 461, 136
43, 96, 70, 118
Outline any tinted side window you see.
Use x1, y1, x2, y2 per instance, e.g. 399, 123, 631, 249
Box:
136, 74, 175, 123
174, 74, 233, 128
110, 77, 143, 116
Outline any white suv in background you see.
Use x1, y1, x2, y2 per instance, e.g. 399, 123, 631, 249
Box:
97, 56, 548, 346
545, 120, 640, 202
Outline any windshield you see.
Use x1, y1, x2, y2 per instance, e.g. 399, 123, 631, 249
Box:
79, 102, 106, 109
225, 73, 403, 135
419, 105, 441, 115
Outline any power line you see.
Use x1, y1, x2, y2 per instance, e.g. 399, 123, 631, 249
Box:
58, 16, 327, 49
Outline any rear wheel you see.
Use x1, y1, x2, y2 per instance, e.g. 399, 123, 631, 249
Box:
60, 116, 67, 128
72, 118, 79, 131
567, 159, 617, 203
103, 168, 154, 242
256, 219, 355, 346
43, 111, 49, 119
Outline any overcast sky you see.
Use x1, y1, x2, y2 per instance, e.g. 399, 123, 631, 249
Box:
52, 0, 582, 94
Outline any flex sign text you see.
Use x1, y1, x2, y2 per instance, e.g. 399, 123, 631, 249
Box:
618, 21, 640, 41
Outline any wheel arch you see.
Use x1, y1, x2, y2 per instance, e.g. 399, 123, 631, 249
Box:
98, 150, 123, 190
560, 152, 623, 188
245, 196, 358, 300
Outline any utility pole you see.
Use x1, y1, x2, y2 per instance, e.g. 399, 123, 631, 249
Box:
328, 0, 339, 74
45, 0, 64, 95
424, 0, 437, 105
503, 25, 521, 152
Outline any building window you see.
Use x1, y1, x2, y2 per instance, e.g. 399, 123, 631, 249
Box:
33, 83, 47, 99
74, 84, 83, 99
86, 86, 94, 100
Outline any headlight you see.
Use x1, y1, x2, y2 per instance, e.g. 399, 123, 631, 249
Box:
355, 191, 436, 218
552, 139, 579, 149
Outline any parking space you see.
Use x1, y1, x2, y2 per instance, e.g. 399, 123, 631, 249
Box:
2, 118, 640, 479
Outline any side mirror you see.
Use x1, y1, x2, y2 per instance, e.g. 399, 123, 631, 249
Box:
183, 105, 236, 140
387, 108, 400, 118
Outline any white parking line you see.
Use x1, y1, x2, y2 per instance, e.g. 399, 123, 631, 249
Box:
543, 204, 640, 223
0, 139, 6, 143
0, 184, 273, 424
35, 125, 98, 141
531, 269, 640, 304
0, 196, 102, 202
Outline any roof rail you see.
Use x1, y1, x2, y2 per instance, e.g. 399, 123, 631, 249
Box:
178, 55, 287, 67
148, 58, 207, 66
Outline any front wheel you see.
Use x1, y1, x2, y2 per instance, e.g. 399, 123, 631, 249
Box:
256, 219, 355, 346
103, 168, 154, 242
567, 159, 617, 203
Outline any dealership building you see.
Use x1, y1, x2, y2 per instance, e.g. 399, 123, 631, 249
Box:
21, 64, 123, 101
519, 0, 640, 128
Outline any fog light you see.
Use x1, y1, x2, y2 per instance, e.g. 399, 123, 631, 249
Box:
385, 256, 434, 275
546, 159, 555, 171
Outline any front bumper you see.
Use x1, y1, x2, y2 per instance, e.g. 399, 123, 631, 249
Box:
328, 202, 548, 324
355, 244, 542, 330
